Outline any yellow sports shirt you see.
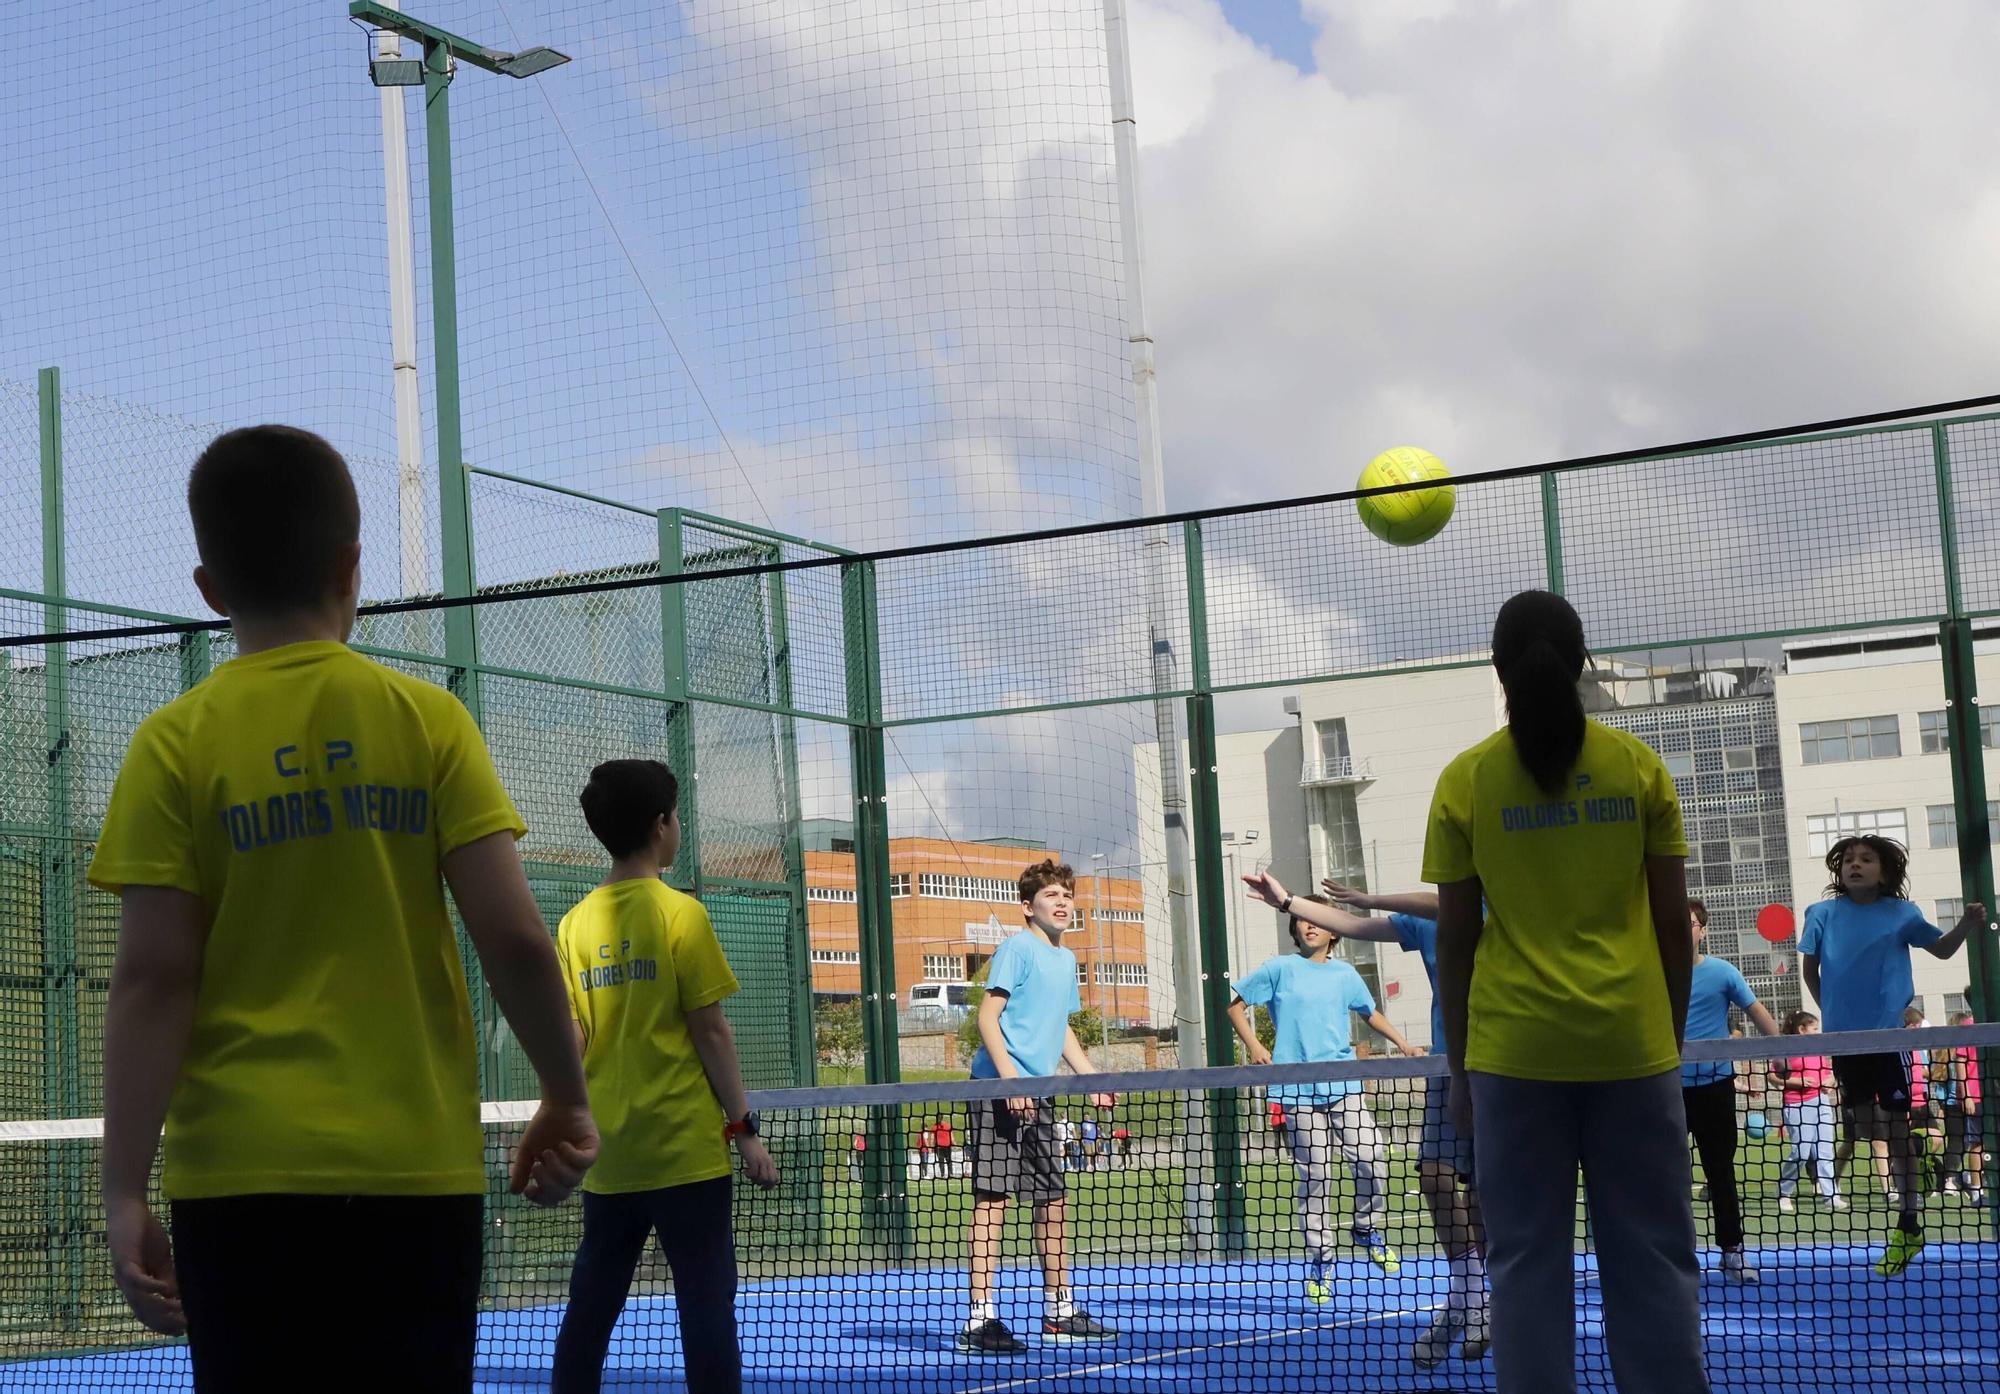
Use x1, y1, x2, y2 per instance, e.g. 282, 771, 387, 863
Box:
1422, 720, 1687, 1082
88, 640, 525, 1199
557, 879, 740, 1194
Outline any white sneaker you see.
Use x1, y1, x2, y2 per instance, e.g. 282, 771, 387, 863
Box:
1826, 1193, 1849, 1212
1460, 1308, 1491, 1361
1886, 1190, 1903, 1209
1723, 1247, 1760, 1284
1412, 1311, 1462, 1368
1942, 1177, 1961, 1196
1777, 1196, 1795, 1215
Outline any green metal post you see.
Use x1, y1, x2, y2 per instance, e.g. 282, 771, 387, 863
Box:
1540, 472, 1565, 596
178, 631, 212, 693
39, 367, 81, 1325
1183, 520, 1246, 1253
424, 39, 481, 719
658, 511, 702, 892
1931, 424, 2000, 1234
842, 559, 906, 1256
766, 562, 818, 1089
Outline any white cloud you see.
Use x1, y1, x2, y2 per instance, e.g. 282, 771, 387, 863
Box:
1129, 0, 2000, 514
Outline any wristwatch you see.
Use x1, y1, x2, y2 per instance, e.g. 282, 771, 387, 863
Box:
1279, 895, 1293, 915
723, 1112, 761, 1141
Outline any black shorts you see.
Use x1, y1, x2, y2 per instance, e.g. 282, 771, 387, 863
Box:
172, 1194, 482, 1394
967, 1097, 1065, 1201
1832, 1051, 1912, 1113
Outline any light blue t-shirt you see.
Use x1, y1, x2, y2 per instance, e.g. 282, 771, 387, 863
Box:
969, 929, 1082, 1081
1390, 914, 1443, 1051
1681, 955, 1756, 1087
1799, 897, 1942, 1034
1233, 953, 1376, 1107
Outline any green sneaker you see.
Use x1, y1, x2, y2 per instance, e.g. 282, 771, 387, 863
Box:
1363, 1233, 1401, 1274
1304, 1276, 1331, 1305
1874, 1226, 1926, 1278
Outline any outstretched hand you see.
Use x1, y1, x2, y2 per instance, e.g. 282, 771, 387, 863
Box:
1242, 870, 1290, 909
1320, 877, 1372, 911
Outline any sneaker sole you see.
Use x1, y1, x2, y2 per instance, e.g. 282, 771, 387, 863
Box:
957, 1343, 1026, 1357
1043, 1331, 1118, 1343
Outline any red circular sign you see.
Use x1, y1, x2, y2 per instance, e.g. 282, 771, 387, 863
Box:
1755, 903, 1796, 944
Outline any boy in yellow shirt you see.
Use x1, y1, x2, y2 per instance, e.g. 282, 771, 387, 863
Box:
551, 759, 779, 1394
91, 426, 598, 1393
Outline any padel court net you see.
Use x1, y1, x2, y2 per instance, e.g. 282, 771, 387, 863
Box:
5, 1026, 1997, 1392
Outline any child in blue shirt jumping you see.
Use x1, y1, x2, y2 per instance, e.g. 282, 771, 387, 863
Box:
1799, 835, 1981, 1276
1227, 882, 1419, 1306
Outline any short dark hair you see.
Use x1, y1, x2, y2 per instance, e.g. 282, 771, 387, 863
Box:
1688, 898, 1708, 928
579, 759, 679, 858
188, 426, 361, 615
1018, 859, 1076, 904
1288, 892, 1332, 949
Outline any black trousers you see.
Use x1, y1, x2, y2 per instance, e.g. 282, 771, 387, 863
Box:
1682, 1079, 1744, 1250
171, 1194, 483, 1394
551, 1175, 739, 1394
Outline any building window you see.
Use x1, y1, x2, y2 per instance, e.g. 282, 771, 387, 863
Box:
1920, 707, 2000, 752
1925, 801, 2000, 848
806, 885, 858, 904
917, 873, 1020, 904
1311, 784, 1368, 886
1937, 899, 1964, 926
889, 873, 911, 898
921, 954, 965, 981
810, 949, 860, 965
1089, 908, 1142, 925
1315, 718, 1352, 777
1093, 962, 1147, 986
1920, 709, 1949, 753
1943, 991, 1970, 1019
1662, 751, 1695, 781
1799, 715, 1900, 764
1805, 808, 1907, 858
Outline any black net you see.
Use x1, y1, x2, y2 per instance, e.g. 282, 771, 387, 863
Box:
6, 1028, 1997, 1390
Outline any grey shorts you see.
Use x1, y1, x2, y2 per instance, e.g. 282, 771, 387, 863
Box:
1417, 1074, 1476, 1179
967, 1097, 1065, 1201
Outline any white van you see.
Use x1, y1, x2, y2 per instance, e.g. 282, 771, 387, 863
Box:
905, 982, 972, 1017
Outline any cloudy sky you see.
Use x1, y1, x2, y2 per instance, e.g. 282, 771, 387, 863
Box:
1141, 0, 2000, 508
9, 1, 2000, 865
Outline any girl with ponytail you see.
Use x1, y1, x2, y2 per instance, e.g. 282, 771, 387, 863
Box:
1422, 590, 1708, 1394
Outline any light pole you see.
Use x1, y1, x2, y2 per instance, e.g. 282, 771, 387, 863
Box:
350, 1, 568, 1094
348, 2, 569, 721
1090, 852, 1109, 1022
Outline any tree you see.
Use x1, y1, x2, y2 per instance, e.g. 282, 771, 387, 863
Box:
814, 999, 865, 1073
1069, 1007, 1109, 1053
956, 963, 991, 1063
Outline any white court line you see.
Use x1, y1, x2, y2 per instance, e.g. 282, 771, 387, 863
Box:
960, 1304, 1434, 1393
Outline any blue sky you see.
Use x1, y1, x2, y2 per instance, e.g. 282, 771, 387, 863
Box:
1216, 0, 1320, 71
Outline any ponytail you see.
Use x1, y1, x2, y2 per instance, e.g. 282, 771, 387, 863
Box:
1491, 590, 1587, 797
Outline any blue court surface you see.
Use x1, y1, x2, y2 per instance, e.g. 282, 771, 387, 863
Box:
18, 1244, 1998, 1392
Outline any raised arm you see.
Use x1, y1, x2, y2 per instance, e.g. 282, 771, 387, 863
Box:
1926, 902, 1988, 959
1323, 877, 1440, 920
1242, 870, 1396, 940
